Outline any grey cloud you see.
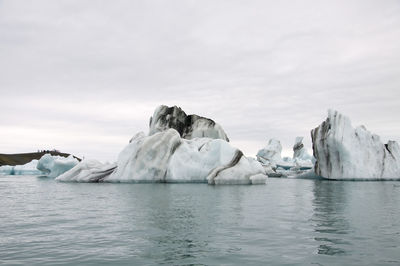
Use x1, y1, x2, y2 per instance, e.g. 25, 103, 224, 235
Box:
1, 0, 400, 161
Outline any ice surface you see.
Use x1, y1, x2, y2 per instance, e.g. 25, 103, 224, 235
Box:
165, 138, 236, 183
208, 156, 267, 185
107, 129, 182, 182
0, 160, 41, 175
37, 154, 79, 178
311, 110, 400, 180
56, 160, 116, 182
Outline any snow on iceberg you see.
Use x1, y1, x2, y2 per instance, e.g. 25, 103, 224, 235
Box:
37, 154, 79, 178
311, 110, 400, 180
149, 105, 229, 142
0, 160, 42, 175
57, 105, 267, 185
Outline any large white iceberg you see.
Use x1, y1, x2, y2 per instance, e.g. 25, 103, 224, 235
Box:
311, 110, 400, 180
57, 105, 267, 185
37, 154, 79, 178
0, 160, 42, 175
57, 129, 267, 184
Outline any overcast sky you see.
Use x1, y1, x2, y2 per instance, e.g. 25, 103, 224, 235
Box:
1, 0, 400, 162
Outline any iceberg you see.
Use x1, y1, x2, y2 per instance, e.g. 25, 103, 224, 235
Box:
57, 105, 267, 185
37, 154, 79, 178
311, 110, 400, 180
149, 105, 229, 142
0, 160, 42, 175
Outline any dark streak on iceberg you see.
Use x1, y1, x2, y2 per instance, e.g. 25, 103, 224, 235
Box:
208, 150, 243, 184
88, 165, 118, 183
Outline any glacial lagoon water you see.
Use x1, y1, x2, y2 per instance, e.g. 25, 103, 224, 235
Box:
1, 175, 400, 265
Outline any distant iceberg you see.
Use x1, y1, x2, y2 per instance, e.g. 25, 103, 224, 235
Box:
0, 160, 41, 175
37, 154, 79, 178
256, 137, 314, 177
57, 105, 267, 185
256, 138, 282, 169
311, 110, 400, 180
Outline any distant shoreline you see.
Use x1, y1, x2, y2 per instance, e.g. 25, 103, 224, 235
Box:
0, 152, 81, 166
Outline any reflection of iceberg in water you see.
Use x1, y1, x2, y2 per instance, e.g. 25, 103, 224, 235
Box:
311, 181, 351, 256
121, 184, 247, 264
132, 185, 213, 264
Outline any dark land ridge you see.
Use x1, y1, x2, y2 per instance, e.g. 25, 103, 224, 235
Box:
0, 151, 81, 166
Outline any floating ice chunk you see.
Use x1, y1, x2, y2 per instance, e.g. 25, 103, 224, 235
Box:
37, 154, 79, 178
0, 160, 41, 175
311, 110, 400, 180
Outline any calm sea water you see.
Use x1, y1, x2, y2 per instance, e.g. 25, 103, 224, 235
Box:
1, 175, 400, 266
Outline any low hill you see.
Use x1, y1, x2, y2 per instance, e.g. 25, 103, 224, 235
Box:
0, 151, 81, 166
